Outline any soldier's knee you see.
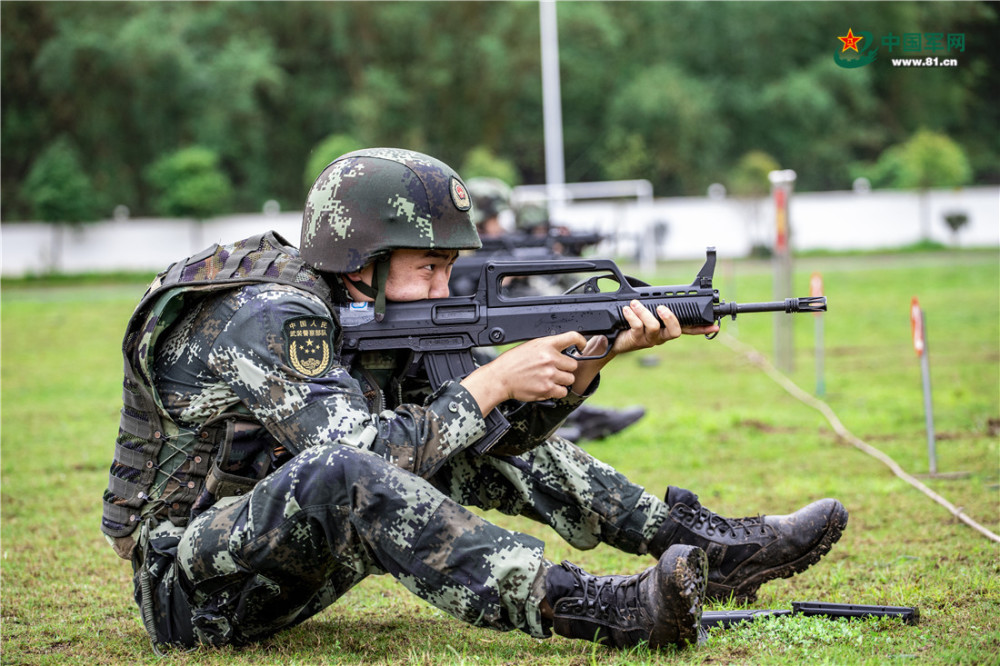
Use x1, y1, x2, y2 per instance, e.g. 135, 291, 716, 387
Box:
277, 444, 393, 504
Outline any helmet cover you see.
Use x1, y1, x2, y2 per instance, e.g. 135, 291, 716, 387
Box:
301, 147, 482, 273
466, 177, 512, 226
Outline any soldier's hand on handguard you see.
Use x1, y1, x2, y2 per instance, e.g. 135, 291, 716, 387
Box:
610, 300, 720, 356
461, 331, 587, 416
567, 301, 720, 391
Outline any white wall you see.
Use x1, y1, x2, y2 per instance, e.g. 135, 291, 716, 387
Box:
2, 187, 997, 277
552, 186, 999, 261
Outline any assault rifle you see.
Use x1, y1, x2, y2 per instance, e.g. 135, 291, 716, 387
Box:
339, 247, 826, 454
702, 601, 919, 629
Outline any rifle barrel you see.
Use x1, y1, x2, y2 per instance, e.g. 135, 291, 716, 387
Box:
716, 296, 827, 319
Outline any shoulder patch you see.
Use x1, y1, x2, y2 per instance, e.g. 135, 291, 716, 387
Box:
282, 316, 335, 377
450, 177, 472, 211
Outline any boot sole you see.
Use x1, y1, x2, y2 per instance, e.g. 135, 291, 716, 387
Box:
708, 500, 849, 604
650, 545, 708, 648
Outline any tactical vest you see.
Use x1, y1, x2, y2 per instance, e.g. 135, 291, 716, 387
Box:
101, 232, 337, 546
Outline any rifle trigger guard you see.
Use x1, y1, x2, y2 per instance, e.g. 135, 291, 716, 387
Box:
563, 342, 612, 362
705, 319, 722, 340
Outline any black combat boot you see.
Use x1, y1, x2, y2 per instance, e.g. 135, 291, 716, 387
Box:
543, 544, 707, 650
648, 487, 848, 603
556, 405, 646, 442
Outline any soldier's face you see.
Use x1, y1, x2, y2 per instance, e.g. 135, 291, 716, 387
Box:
345, 249, 458, 302
385, 249, 458, 301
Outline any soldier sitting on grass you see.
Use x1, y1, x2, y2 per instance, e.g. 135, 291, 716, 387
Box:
102, 148, 848, 653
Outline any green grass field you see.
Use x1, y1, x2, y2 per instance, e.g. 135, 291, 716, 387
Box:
2, 249, 998, 665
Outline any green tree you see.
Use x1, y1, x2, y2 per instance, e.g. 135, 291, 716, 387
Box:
601, 64, 728, 193
145, 147, 233, 220
21, 136, 101, 222
727, 151, 781, 257
727, 151, 781, 198
460, 146, 520, 186
304, 134, 365, 189
865, 129, 972, 240
25, 3, 283, 214
867, 129, 972, 191
3, 2, 997, 221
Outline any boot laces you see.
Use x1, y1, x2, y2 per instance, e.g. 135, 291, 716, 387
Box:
567, 564, 643, 620
677, 502, 768, 538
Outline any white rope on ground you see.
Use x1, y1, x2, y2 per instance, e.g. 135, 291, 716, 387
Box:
720, 333, 1000, 544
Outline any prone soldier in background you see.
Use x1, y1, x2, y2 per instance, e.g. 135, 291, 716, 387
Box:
102, 148, 848, 654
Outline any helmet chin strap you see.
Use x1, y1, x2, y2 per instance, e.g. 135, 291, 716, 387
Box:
345, 255, 390, 322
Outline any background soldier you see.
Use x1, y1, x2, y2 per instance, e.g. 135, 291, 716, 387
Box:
102, 148, 847, 653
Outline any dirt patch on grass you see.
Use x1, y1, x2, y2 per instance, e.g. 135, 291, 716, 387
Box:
738, 419, 799, 434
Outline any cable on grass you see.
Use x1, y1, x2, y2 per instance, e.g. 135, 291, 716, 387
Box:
721, 333, 1000, 544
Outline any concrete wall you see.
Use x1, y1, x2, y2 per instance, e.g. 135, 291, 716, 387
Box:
552, 186, 999, 262
2, 187, 997, 277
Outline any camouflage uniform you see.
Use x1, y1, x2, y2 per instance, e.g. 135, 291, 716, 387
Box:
104, 151, 670, 651
140, 266, 663, 647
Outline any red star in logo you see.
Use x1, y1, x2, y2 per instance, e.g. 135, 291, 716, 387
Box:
838, 28, 864, 52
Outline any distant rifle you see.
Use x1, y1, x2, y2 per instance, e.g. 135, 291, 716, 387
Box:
450, 231, 606, 296
702, 601, 919, 629
477, 230, 606, 256
339, 247, 826, 454
450, 245, 563, 297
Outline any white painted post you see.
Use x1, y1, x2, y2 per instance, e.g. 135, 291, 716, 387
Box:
811, 272, 825, 397
769, 170, 796, 372
911, 297, 937, 475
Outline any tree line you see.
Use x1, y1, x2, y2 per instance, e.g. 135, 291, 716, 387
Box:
2, 1, 997, 223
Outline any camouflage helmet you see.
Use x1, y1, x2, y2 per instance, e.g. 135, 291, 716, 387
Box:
465, 177, 511, 227
301, 147, 482, 274
514, 199, 550, 232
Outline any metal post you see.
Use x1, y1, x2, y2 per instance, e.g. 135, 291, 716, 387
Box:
769, 169, 796, 372
539, 0, 565, 193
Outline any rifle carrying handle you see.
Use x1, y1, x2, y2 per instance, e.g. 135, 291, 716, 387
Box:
423, 350, 511, 455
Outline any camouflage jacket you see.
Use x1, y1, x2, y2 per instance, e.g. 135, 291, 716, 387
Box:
102, 232, 588, 558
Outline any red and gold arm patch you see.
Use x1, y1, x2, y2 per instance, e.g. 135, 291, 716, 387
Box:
282, 316, 335, 377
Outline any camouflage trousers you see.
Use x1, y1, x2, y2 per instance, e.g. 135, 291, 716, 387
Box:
136, 437, 667, 648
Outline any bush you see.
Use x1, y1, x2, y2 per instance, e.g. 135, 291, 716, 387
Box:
21, 136, 102, 223
866, 129, 972, 190
145, 146, 233, 219
303, 134, 365, 189
460, 146, 520, 186
728, 150, 781, 198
